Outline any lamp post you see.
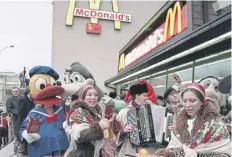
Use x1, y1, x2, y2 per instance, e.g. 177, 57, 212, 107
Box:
0, 45, 14, 54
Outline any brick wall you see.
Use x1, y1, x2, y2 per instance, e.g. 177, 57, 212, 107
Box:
191, 1, 231, 30
192, 1, 204, 30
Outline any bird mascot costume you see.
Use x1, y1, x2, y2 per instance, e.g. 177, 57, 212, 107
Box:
19, 65, 94, 157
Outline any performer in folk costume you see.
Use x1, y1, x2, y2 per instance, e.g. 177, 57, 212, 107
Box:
64, 84, 116, 157
123, 80, 158, 105
116, 81, 160, 157
167, 83, 231, 157
19, 66, 92, 157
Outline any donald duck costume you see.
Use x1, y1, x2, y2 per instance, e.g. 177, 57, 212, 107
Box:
19, 66, 69, 157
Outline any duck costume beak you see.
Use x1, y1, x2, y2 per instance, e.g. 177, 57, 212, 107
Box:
29, 66, 64, 105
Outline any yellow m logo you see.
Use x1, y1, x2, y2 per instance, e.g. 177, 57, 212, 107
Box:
118, 53, 125, 71
66, 0, 121, 29
163, 1, 182, 42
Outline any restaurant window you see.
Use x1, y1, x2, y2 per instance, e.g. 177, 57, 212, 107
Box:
130, 79, 139, 86
120, 81, 130, 91
194, 58, 231, 81
139, 75, 151, 84
167, 62, 194, 88
194, 49, 231, 81
151, 70, 167, 96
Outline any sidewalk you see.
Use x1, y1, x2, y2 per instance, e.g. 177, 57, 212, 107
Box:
0, 142, 16, 157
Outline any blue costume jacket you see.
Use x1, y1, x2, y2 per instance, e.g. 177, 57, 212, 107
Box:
19, 105, 69, 157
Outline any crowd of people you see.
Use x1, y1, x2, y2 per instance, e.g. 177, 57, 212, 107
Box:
0, 111, 10, 149
0, 65, 231, 157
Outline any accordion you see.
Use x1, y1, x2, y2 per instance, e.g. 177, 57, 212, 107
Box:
127, 104, 173, 146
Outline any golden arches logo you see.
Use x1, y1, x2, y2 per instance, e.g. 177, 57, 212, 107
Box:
163, 1, 182, 42
118, 53, 125, 71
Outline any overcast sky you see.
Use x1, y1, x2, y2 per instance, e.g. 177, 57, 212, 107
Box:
0, 0, 53, 76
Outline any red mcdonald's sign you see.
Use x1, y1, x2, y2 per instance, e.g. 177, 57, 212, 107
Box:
118, 1, 188, 71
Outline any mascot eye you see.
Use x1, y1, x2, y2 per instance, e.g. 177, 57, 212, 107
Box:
64, 75, 71, 84
50, 77, 56, 85
71, 73, 83, 83
204, 80, 211, 89
214, 85, 218, 92
35, 78, 47, 91
56, 81, 62, 86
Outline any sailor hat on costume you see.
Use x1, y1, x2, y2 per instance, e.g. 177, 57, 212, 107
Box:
29, 66, 59, 80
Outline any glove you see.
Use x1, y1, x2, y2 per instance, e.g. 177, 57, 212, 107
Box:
63, 121, 68, 130
22, 130, 41, 144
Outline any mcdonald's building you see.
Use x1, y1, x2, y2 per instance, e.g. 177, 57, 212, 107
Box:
51, 0, 168, 91
105, 1, 231, 95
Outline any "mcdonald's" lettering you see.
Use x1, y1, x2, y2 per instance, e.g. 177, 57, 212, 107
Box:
66, 0, 132, 30
118, 1, 188, 71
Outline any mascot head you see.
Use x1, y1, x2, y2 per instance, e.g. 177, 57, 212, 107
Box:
29, 66, 64, 105
64, 62, 94, 84
124, 80, 158, 104
198, 76, 225, 112
198, 76, 220, 100
64, 62, 104, 99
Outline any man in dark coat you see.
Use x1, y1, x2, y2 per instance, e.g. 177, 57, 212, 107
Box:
17, 87, 35, 156
6, 87, 22, 153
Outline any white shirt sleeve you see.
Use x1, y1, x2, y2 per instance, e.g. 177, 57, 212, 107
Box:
116, 108, 130, 125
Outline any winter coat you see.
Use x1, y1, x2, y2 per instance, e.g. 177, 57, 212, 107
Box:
18, 95, 35, 128
6, 95, 22, 139
64, 101, 104, 157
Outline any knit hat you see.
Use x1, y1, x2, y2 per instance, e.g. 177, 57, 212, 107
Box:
78, 85, 96, 100
182, 83, 205, 98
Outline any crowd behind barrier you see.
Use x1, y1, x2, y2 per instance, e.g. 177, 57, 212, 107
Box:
0, 112, 14, 149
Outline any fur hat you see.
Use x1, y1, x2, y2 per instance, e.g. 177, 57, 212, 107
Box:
130, 83, 148, 95
124, 80, 158, 104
